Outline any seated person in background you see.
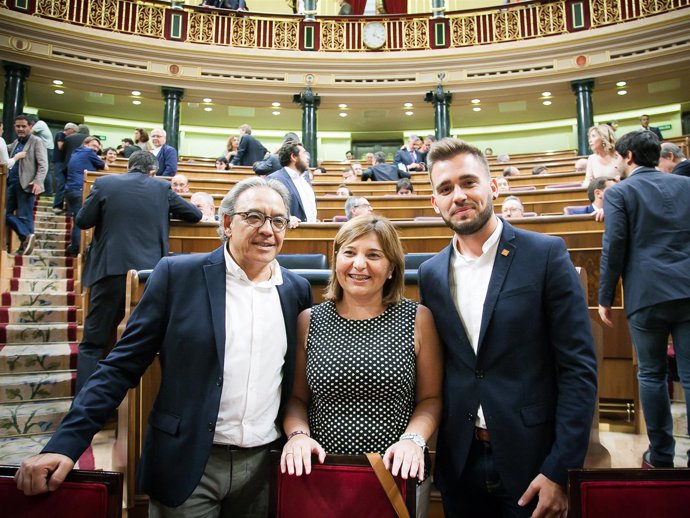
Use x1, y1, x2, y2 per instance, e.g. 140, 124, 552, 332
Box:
215, 156, 229, 170
313, 166, 328, 175
350, 162, 363, 176
575, 158, 588, 175
394, 135, 425, 172
171, 174, 189, 194
336, 184, 352, 197
484, 147, 493, 157
190, 192, 217, 222
225, 135, 240, 162
120, 138, 140, 158
151, 128, 177, 177
503, 166, 520, 177
104, 147, 118, 166
365, 152, 375, 166
583, 124, 623, 186
363, 152, 411, 182
344, 196, 373, 220
342, 166, 358, 183
573, 176, 617, 218
253, 132, 300, 176
396, 178, 414, 195
532, 165, 549, 175
496, 153, 510, 163
345, 149, 354, 161
281, 215, 442, 518
501, 195, 524, 219
659, 142, 690, 177
419, 135, 437, 165
606, 120, 619, 133
495, 176, 510, 193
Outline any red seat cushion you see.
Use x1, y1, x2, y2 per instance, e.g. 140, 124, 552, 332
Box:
276, 463, 409, 518
0, 478, 109, 518
580, 480, 690, 518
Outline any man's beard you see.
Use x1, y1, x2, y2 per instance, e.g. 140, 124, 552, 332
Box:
441, 196, 494, 236
296, 158, 309, 173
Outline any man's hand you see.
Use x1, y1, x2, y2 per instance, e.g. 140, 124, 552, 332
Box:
593, 208, 605, 222
15, 453, 75, 496
30, 182, 43, 195
518, 473, 567, 518
288, 216, 301, 229
12, 150, 27, 161
598, 305, 614, 327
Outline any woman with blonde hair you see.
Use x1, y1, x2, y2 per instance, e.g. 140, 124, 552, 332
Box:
583, 124, 623, 186
225, 135, 240, 162
281, 215, 442, 517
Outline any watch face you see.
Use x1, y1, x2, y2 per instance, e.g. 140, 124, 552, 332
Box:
363, 22, 386, 49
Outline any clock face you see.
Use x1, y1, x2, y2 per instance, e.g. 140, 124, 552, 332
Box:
363, 22, 386, 49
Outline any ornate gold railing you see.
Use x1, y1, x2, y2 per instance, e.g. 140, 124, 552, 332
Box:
3, 0, 688, 51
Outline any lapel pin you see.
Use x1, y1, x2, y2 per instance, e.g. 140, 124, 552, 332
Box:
501, 249, 510, 256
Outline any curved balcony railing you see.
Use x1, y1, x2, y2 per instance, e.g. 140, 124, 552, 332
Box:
2, 0, 688, 51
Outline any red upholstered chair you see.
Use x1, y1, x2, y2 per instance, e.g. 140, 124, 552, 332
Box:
333, 215, 349, 222
0, 465, 123, 518
545, 182, 583, 189
270, 454, 416, 518
568, 468, 690, 518
508, 185, 537, 191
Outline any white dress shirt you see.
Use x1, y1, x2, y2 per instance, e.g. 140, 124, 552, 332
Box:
285, 166, 317, 222
213, 246, 287, 447
449, 217, 503, 429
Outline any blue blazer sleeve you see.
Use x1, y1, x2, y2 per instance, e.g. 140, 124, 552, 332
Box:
598, 185, 628, 307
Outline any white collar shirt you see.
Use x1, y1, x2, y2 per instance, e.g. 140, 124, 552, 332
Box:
213, 246, 287, 447
151, 145, 161, 157
449, 217, 503, 429
285, 166, 317, 222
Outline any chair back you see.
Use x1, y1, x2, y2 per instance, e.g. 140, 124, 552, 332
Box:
404, 253, 435, 270
568, 468, 690, 518
277, 254, 328, 270
0, 465, 123, 518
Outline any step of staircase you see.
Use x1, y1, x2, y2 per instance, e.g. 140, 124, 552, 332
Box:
0, 399, 72, 438
12, 266, 74, 280
9, 278, 75, 293
0, 372, 75, 404
0, 344, 78, 374
0, 323, 78, 344
13, 255, 74, 268
2, 292, 76, 307
0, 306, 77, 324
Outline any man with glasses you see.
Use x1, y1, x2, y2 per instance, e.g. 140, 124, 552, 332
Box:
344, 196, 373, 220
16, 177, 312, 518
268, 140, 317, 227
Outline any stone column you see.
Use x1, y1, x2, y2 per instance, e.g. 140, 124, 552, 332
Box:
571, 79, 595, 155
162, 87, 184, 151
2, 62, 30, 142
293, 85, 320, 167
425, 81, 452, 140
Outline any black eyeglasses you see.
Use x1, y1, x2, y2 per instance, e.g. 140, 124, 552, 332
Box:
234, 211, 288, 232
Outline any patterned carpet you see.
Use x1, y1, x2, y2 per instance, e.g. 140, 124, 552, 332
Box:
0, 197, 92, 466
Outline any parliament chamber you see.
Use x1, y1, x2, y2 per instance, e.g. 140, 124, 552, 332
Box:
1, 0, 690, 516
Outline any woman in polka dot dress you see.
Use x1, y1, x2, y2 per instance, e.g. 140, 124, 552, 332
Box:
280, 215, 442, 517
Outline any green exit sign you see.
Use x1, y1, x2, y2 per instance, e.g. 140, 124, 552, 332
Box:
96, 135, 107, 141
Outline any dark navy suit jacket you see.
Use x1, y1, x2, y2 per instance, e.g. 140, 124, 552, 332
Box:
156, 144, 178, 177
42, 247, 312, 507
419, 220, 597, 498
568, 205, 595, 215
393, 148, 424, 171
599, 167, 690, 316
231, 134, 268, 166
267, 168, 309, 221
361, 163, 410, 182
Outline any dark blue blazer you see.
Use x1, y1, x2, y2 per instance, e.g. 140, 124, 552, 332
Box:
231, 134, 268, 167
393, 148, 424, 171
267, 168, 309, 222
156, 144, 178, 177
42, 247, 312, 507
419, 220, 597, 497
568, 205, 595, 215
361, 163, 410, 182
599, 167, 690, 316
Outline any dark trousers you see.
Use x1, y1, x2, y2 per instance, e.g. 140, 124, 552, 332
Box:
75, 275, 127, 394
64, 189, 82, 255
441, 438, 534, 518
53, 165, 66, 209
6, 174, 35, 241
628, 298, 690, 466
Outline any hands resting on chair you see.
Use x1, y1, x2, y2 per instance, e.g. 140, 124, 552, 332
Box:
280, 433, 426, 481
14, 453, 75, 496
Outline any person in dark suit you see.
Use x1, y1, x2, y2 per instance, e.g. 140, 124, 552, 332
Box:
15, 176, 312, 517
231, 124, 269, 167
639, 114, 663, 140
70, 151, 201, 393
568, 176, 618, 216
151, 128, 178, 177
659, 142, 690, 177
418, 138, 597, 518
599, 130, 690, 469
268, 140, 317, 226
362, 151, 411, 182
393, 135, 425, 172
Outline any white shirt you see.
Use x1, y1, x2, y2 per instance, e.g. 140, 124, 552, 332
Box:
151, 146, 161, 157
449, 217, 503, 429
213, 246, 287, 447
0, 137, 15, 169
285, 166, 317, 222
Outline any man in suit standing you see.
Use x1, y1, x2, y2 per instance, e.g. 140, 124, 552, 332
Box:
231, 124, 268, 167
70, 151, 201, 393
639, 114, 663, 140
6, 114, 47, 255
362, 151, 411, 181
599, 130, 690, 469
150, 128, 178, 177
15, 176, 312, 517
268, 140, 317, 227
418, 138, 597, 518
394, 135, 425, 173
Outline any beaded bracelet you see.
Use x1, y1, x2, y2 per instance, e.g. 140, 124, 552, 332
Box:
287, 430, 310, 440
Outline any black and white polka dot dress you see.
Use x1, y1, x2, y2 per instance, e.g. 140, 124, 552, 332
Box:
306, 299, 417, 455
